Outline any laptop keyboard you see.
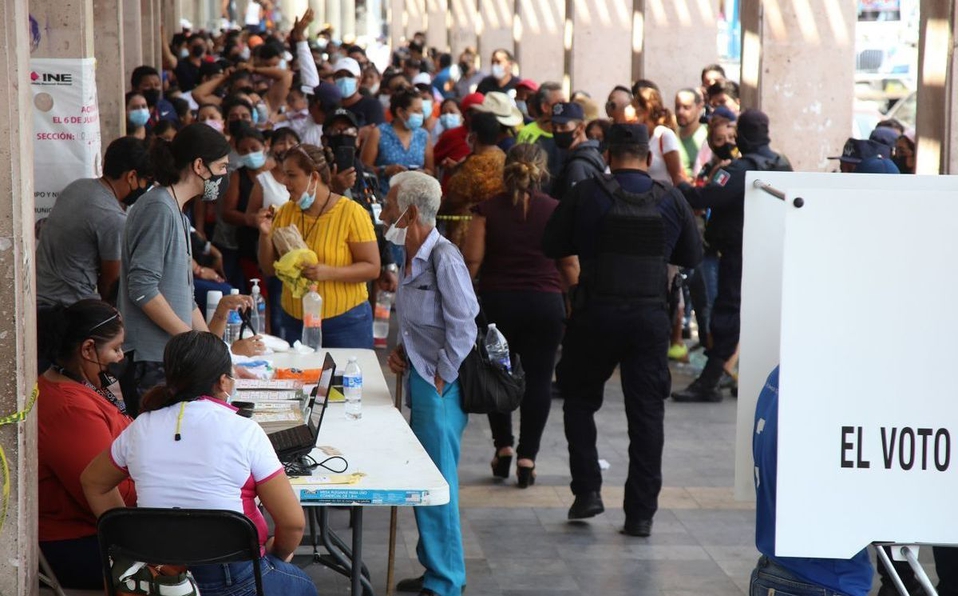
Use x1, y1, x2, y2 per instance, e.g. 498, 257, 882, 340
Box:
269, 425, 314, 453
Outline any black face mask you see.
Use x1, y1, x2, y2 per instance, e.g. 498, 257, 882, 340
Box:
713, 144, 735, 161
124, 184, 150, 206
554, 130, 575, 150
458, 61, 471, 75
191, 45, 206, 58
327, 134, 357, 150
200, 161, 230, 202
228, 119, 247, 138
142, 88, 161, 107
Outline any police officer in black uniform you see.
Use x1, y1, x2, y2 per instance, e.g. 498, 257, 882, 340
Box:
543, 123, 702, 536
672, 109, 792, 403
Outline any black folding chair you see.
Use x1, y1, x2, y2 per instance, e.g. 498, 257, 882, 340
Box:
96, 508, 265, 596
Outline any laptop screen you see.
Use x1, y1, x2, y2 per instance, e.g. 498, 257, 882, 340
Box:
306, 353, 336, 439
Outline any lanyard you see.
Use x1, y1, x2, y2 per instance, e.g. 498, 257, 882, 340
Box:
50, 364, 128, 416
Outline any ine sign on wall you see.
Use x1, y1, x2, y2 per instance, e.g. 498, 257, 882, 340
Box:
737, 171, 958, 559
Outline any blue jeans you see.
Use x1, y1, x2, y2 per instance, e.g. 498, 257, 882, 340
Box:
190, 555, 317, 596
409, 366, 468, 596
277, 301, 373, 348
195, 279, 234, 316
750, 556, 846, 596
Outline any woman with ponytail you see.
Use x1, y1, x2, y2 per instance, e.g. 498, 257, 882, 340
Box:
38, 299, 135, 588
81, 331, 316, 596
462, 143, 579, 488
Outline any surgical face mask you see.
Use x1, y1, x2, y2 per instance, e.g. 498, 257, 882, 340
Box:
179, 48, 190, 59
516, 100, 528, 117
378, 94, 391, 109
243, 151, 266, 169
440, 113, 462, 130
204, 119, 224, 133
384, 208, 409, 245
255, 102, 269, 125
239, 46, 251, 61
297, 178, 317, 210
422, 99, 434, 120
335, 77, 358, 98
367, 82, 380, 95
278, 59, 288, 70
129, 107, 150, 128
404, 113, 424, 131
491, 63, 507, 79
200, 162, 230, 202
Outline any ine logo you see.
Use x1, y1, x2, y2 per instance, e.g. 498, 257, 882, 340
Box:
30, 71, 73, 86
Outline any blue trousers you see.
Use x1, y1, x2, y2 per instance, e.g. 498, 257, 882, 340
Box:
276, 301, 373, 348
409, 367, 468, 596
750, 556, 852, 596
190, 555, 317, 596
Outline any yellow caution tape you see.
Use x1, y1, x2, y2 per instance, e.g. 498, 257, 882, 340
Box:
0, 384, 39, 533
436, 215, 472, 221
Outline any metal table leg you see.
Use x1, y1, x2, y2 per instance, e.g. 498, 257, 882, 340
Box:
351, 506, 364, 596
308, 506, 376, 596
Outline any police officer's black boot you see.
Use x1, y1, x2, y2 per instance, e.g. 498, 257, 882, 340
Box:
672, 358, 725, 403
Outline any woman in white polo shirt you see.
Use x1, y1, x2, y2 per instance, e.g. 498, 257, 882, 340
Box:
81, 331, 316, 596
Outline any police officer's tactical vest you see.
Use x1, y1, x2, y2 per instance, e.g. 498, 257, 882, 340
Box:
578, 174, 670, 306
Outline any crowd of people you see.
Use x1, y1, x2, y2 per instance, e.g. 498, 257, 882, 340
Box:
32, 9, 950, 596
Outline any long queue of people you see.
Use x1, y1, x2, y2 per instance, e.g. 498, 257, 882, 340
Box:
33, 13, 948, 596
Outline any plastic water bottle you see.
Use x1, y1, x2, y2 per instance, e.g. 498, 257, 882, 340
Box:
302, 284, 323, 350
226, 289, 242, 344
249, 278, 266, 335
206, 290, 223, 324
373, 290, 395, 349
484, 323, 512, 373
343, 357, 362, 420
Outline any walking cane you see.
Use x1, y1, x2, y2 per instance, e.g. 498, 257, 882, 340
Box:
385, 372, 403, 596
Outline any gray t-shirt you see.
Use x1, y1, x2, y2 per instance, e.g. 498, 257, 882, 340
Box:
118, 187, 197, 362
36, 178, 126, 307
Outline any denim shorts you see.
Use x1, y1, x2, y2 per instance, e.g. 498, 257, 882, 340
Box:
190, 555, 316, 596
750, 556, 847, 596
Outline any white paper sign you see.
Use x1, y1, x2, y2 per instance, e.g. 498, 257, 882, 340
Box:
30, 58, 102, 220
738, 171, 958, 559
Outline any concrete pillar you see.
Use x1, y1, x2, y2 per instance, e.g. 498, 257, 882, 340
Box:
641, 0, 719, 102
404, 0, 425, 42
739, 0, 855, 172
309, 0, 324, 37
95, 0, 127, 141
477, 0, 515, 67
342, 0, 356, 40
449, 0, 478, 58
326, 0, 342, 40
124, 0, 143, 86
425, 0, 448, 52
516, 0, 565, 86
0, 0, 39, 594
915, 0, 955, 175
389, 0, 403, 48
141, 0, 157, 72
31, 0, 96, 58
570, 0, 633, 101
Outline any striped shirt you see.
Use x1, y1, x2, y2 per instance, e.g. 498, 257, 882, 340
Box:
396, 229, 479, 388
272, 197, 377, 320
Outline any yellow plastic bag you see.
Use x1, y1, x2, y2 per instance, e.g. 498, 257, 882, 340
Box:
274, 248, 318, 299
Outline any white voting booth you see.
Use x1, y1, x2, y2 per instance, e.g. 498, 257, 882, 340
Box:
735, 171, 958, 567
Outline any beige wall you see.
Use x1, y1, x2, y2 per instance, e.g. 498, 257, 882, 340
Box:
740, 0, 855, 172
516, 0, 566, 86
449, 0, 479, 58
477, 0, 515, 70
570, 0, 633, 102
95, 0, 127, 142
642, 0, 718, 103
425, 0, 449, 51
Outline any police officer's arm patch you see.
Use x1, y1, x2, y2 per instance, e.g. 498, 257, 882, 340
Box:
714, 169, 731, 187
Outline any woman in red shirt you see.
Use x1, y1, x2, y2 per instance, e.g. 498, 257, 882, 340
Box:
38, 299, 134, 588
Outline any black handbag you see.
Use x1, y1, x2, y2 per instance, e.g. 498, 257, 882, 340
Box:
457, 314, 526, 414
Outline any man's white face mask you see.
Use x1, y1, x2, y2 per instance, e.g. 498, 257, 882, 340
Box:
384, 207, 409, 246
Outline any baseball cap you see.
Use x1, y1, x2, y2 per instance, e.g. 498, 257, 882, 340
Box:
709, 105, 738, 122
310, 81, 343, 112
855, 156, 900, 174
461, 92, 485, 112
328, 107, 359, 128
412, 73, 432, 89
869, 126, 900, 152
551, 102, 585, 125
828, 138, 886, 164
607, 123, 650, 147
515, 79, 539, 92
473, 92, 523, 127
333, 57, 362, 78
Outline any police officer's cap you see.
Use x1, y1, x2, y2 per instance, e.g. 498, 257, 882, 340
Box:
606, 123, 650, 148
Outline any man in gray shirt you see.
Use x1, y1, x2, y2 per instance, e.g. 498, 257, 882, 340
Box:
36, 137, 153, 307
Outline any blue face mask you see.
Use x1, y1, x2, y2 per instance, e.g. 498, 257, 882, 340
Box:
129, 108, 150, 128
244, 151, 266, 169
297, 179, 316, 210
250, 108, 259, 125
335, 77, 358, 98
405, 113, 424, 131
439, 113, 461, 130
422, 99, 434, 120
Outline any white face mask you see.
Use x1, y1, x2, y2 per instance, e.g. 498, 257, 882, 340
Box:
384, 208, 409, 246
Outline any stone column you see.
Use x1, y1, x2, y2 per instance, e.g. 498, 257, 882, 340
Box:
31, 0, 96, 58
342, 0, 356, 40
95, 0, 127, 141
449, 0, 478, 58
124, 0, 143, 85
641, 0, 719, 102
0, 0, 40, 594
915, 0, 955, 174
739, 0, 855, 172
570, 0, 633, 101
516, 0, 565, 87
404, 0, 425, 42
389, 0, 403, 48
477, 0, 515, 68
141, 0, 157, 71
425, 0, 448, 52
326, 0, 342, 40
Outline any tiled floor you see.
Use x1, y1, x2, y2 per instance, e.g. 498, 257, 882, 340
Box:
298, 354, 940, 595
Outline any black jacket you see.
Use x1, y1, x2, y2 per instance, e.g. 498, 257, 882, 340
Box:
552, 140, 607, 202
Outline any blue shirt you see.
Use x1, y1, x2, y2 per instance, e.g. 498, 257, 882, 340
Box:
396, 229, 478, 389
754, 367, 873, 595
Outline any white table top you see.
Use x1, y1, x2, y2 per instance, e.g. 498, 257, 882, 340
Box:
263, 349, 449, 507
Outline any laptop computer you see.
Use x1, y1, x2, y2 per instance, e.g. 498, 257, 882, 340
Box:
267, 353, 335, 463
